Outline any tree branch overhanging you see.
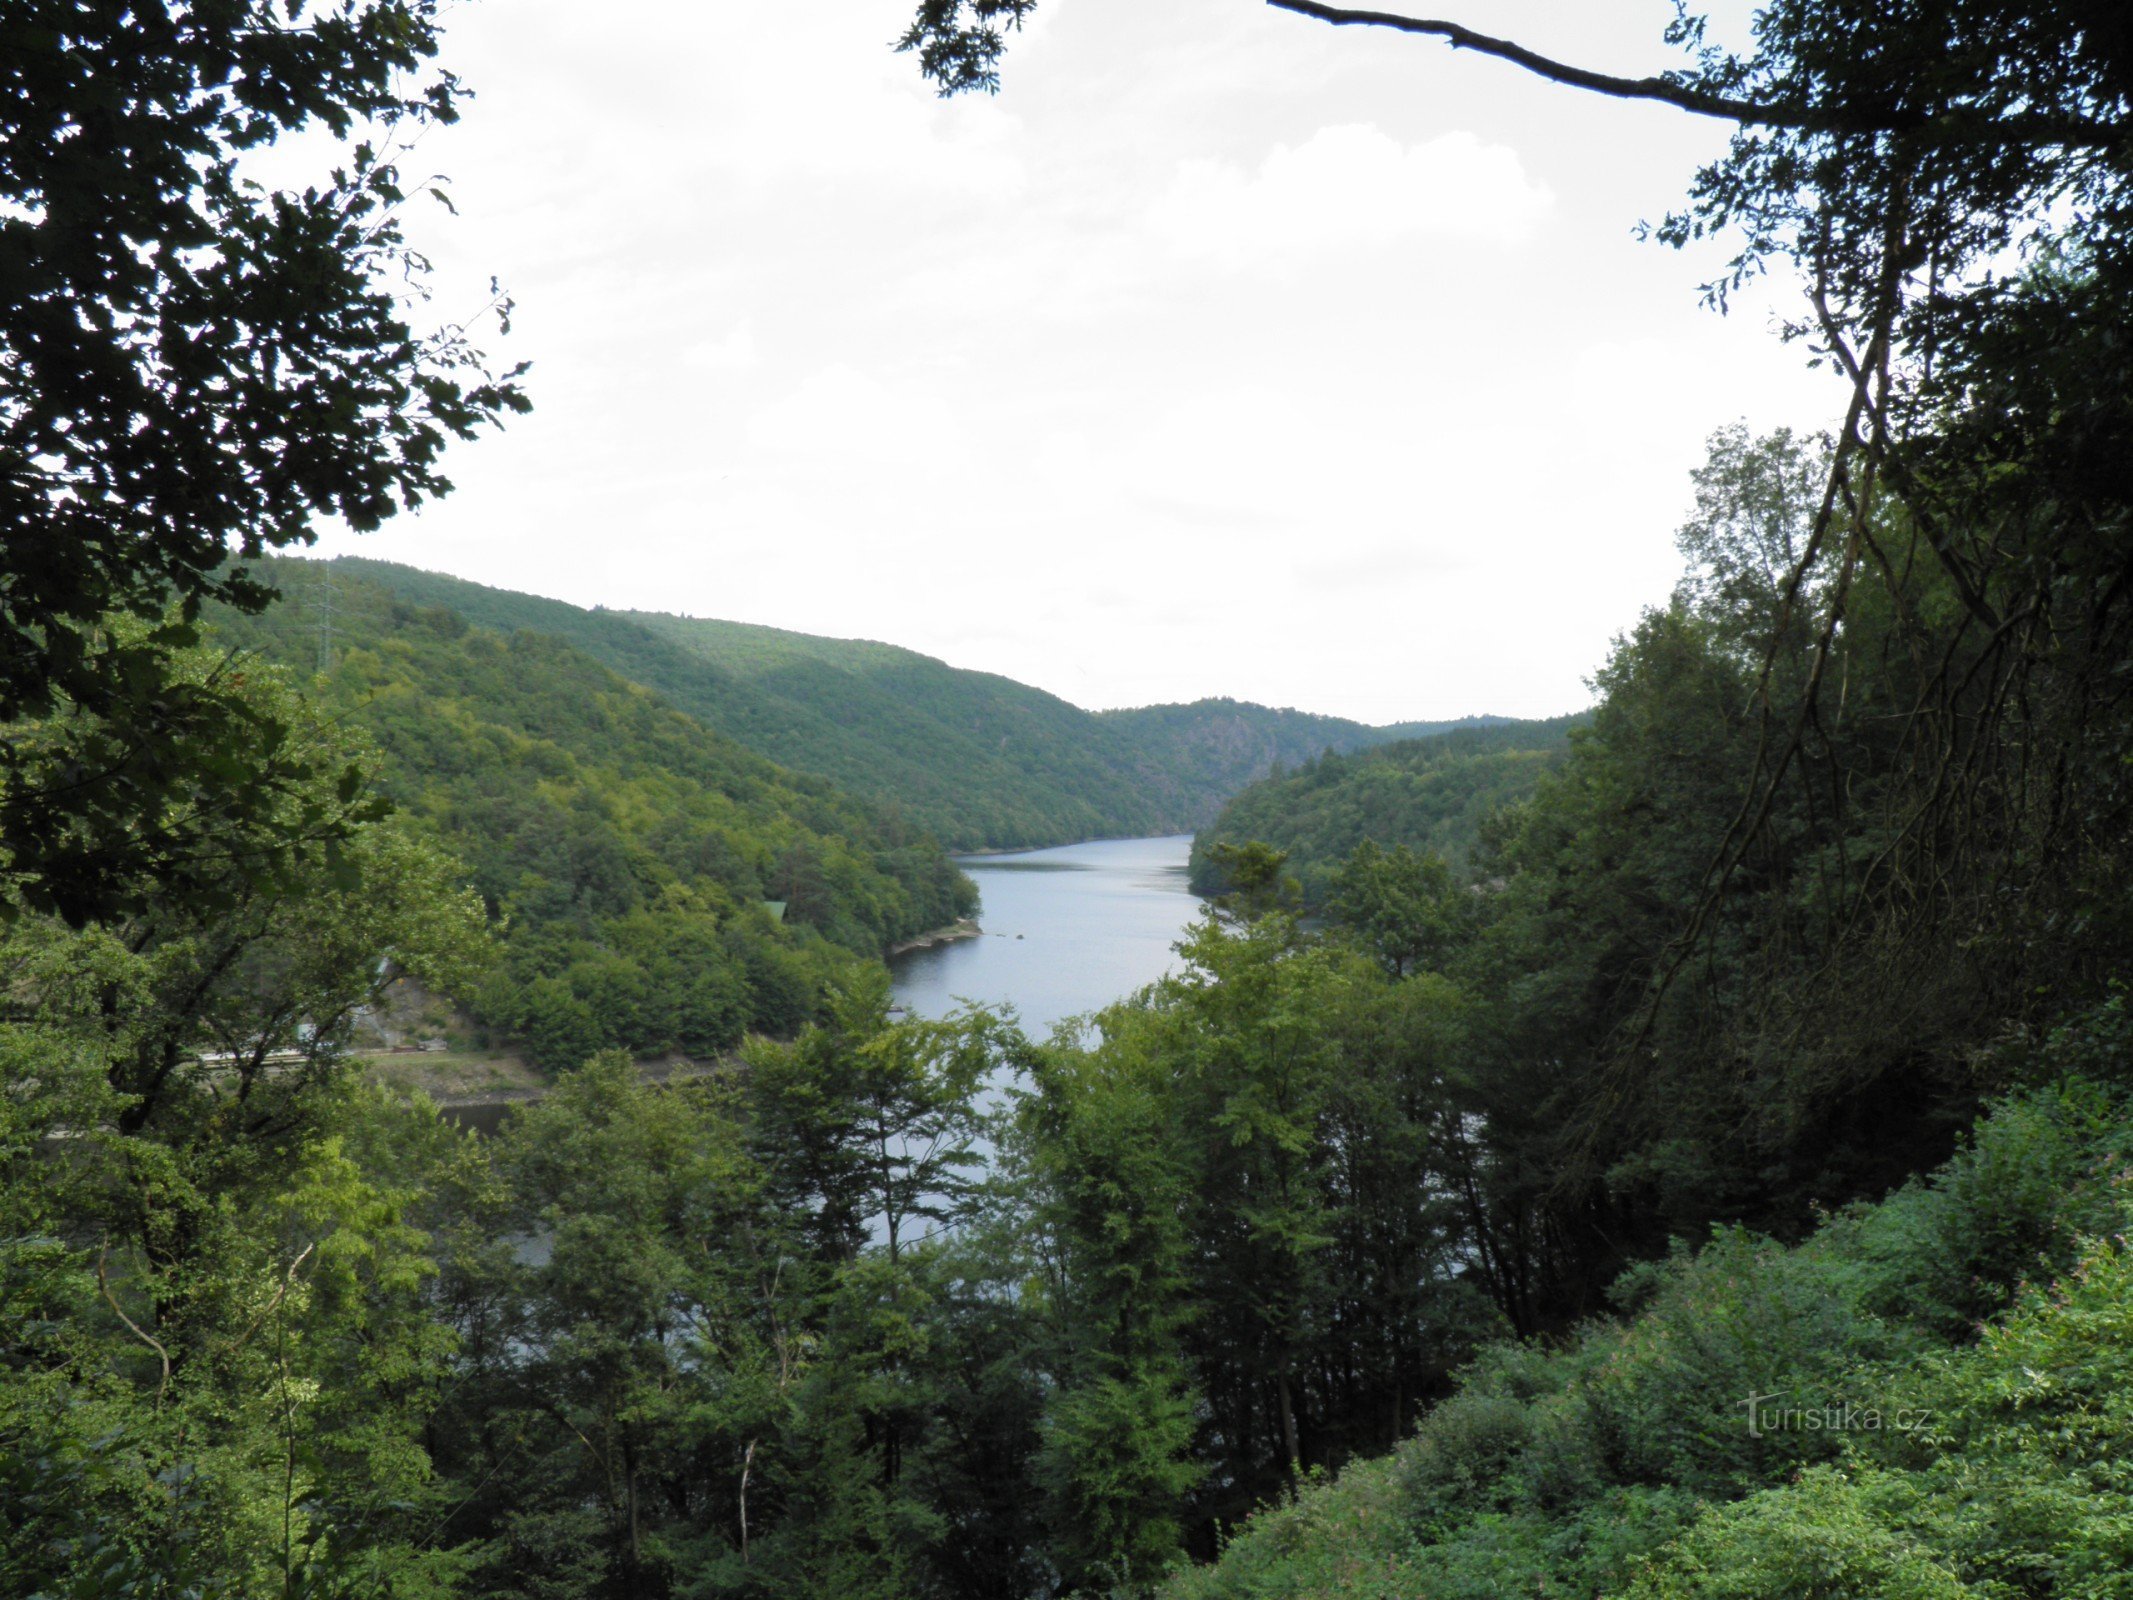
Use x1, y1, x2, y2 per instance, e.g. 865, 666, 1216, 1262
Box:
1265, 0, 2120, 147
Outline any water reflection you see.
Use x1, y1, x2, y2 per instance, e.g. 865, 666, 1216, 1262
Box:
890, 835, 1208, 1039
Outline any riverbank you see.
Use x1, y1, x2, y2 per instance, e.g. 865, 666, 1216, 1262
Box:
887, 916, 981, 956
363, 1048, 721, 1126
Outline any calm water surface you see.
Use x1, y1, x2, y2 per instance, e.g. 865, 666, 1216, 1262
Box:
447, 838, 1203, 1139
890, 835, 1207, 1037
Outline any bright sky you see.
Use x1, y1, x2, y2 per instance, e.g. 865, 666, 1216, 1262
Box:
312, 0, 1837, 722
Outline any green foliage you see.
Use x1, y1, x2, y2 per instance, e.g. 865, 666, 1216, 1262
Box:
11, 4, 2131, 1597
1013, 914, 1507, 1568
1099, 700, 1510, 840
1326, 841, 1473, 978
1142, 1053, 2133, 1598
0, 672, 486, 1592
1188, 717, 1583, 905
1840, 1071, 2133, 1340
1624, 1469, 1973, 1600
314, 558, 1473, 851
210, 559, 978, 1062
1199, 840, 1300, 922
409, 1005, 1049, 1600
742, 969, 1019, 1263
1, 1, 526, 926
1037, 1370, 1206, 1591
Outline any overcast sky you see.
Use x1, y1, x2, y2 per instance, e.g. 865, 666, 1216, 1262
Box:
311, 0, 1836, 723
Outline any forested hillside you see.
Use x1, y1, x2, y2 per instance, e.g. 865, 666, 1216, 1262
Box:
1160, 1029, 2133, 1600
324, 557, 1471, 847
620, 605, 1178, 843
1188, 714, 1583, 903
210, 558, 974, 1064
8, 2, 2133, 1599
1101, 699, 1498, 827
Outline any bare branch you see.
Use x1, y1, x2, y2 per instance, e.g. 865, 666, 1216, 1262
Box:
97, 1244, 172, 1406
225, 1242, 316, 1356
1266, 1, 2119, 146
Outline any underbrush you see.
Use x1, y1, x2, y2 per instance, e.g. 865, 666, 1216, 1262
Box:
1165, 999, 2133, 1600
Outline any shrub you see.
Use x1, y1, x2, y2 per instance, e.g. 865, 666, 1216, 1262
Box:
1393, 1389, 1535, 1523
1846, 1077, 2133, 1339
1625, 1467, 1971, 1600
1577, 1227, 1907, 1497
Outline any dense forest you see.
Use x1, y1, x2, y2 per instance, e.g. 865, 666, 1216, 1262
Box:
1187, 714, 1584, 904
208, 558, 976, 1066
1160, 1033, 2133, 1599
7, 1, 2133, 1598
323, 556, 1471, 849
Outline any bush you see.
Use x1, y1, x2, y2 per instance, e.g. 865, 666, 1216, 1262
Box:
1878, 1227, 2133, 1595
1846, 1077, 2133, 1339
1625, 1468, 1970, 1600
1157, 1040, 2133, 1600
1578, 1228, 1908, 1498
1394, 1390, 1535, 1523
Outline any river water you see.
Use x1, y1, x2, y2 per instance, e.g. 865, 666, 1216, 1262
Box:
889, 835, 1209, 1038
445, 837, 1204, 1139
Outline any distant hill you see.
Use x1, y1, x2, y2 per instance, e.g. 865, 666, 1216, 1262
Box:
1099, 699, 1509, 825
616, 608, 1175, 846
1189, 715, 1589, 903
320, 558, 1511, 849
210, 559, 975, 1065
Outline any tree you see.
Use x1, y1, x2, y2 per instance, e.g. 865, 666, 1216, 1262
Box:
2, 0, 527, 924
744, 970, 1017, 1264
1328, 839, 1468, 978
1018, 912, 1499, 1560
0, 655, 491, 1595
1263, 5, 2133, 1025
487, 1055, 768, 1597
1671, 425, 1833, 666
1016, 1009, 1206, 1587
1200, 839, 1300, 922
917, 3, 2132, 1249
898, 1, 1039, 95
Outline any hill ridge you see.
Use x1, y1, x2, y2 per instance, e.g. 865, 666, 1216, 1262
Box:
315, 557, 1555, 851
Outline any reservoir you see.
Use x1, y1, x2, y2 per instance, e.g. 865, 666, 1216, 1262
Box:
444, 836, 1206, 1138
889, 835, 1208, 1037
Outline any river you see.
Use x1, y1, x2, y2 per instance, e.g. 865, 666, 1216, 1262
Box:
889, 834, 1209, 1038
443, 836, 1205, 1137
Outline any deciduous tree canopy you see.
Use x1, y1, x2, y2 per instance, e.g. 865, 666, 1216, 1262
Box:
1, 0, 526, 922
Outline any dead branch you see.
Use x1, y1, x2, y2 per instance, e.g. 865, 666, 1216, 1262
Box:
1265, 1, 2120, 146
97, 1243, 172, 1406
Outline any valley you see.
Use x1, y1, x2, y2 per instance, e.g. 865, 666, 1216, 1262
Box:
317, 556, 1502, 849
8, 6, 2130, 1600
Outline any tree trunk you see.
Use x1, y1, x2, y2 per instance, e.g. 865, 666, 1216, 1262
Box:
739, 1437, 757, 1564
623, 1431, 642, 1581
1278, 1371, 1301, 1488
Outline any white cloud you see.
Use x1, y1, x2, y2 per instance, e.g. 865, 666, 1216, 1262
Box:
1151, 124, 1553, 269
683, 320, 759, 374
322, 0, 1835, 725
744, 364, 968, 471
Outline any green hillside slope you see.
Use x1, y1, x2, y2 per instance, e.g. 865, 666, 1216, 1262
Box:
1098, 698, 1505, 826
1189, 714, 1587, 901
211, 558, 975, 1064
618, 608, 1174, 846
319, 558, 1501, 848
1162, 1039, 2133, 1600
